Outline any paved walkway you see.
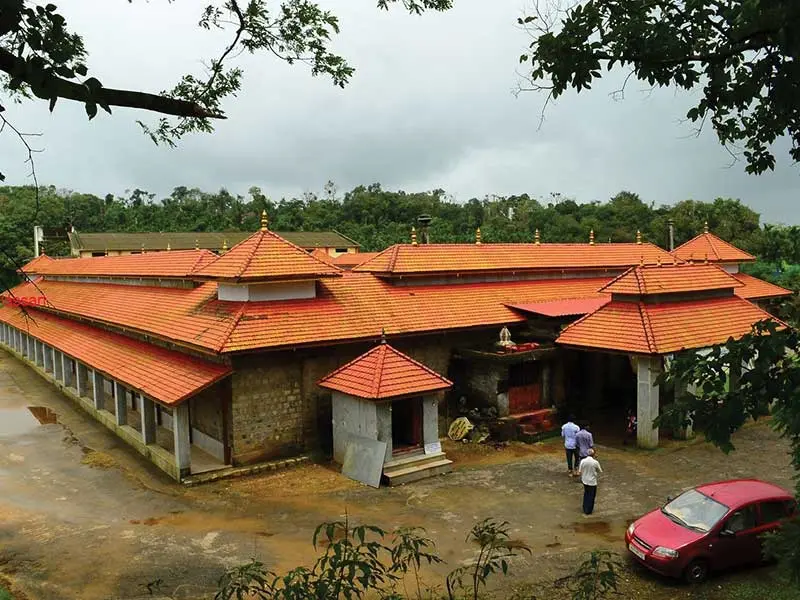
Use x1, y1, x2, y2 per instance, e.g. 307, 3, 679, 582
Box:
0, 349, 794, 599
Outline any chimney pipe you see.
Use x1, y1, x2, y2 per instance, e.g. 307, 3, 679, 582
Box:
417, 214, 432, 244
668, 219, 675, 251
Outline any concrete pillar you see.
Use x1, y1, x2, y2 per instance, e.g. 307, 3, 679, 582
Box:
172, 403, 191, 477
76, 363, 88, 397
114, 381, 127, 426
93, 371, 104, 410
422, 396, 440, 453
636, 355, 661, 448
376, 403, 393, 464
140, 395, 156, 445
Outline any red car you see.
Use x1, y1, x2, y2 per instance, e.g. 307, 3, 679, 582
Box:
624, 479, 796, 584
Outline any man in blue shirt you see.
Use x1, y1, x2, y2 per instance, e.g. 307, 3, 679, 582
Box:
575, 422, 594, 474
561, 414, 580, 476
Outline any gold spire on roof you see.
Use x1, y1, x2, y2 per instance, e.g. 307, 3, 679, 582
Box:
636, 230, 642, 245
141, 243, 145, 254
639, 255, 644, 266
657, 257, 662, 267
166, 243, 171, 251
222, 239, 228, 253
261, 210, 269, 231
411, 227, 418, 246
534, 229, 541, 245
589, 229, 595, 245
704, 253, 708, 264
380, 328, 386, 344
195, 239, 199, 250
703, 221, 709, 233
104, 248, 108, 256
475, 227, 482, 245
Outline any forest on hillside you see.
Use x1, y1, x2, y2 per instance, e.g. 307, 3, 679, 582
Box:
2, 183, 800, 292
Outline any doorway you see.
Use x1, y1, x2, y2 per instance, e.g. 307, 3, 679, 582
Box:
391, 397, 423, 453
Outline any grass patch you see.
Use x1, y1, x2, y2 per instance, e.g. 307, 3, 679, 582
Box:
80, 449, 115, 469
0, 586, 12, 600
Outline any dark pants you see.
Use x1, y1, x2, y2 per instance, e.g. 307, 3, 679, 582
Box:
565, 448, 578, 470
583, 484, 597, 514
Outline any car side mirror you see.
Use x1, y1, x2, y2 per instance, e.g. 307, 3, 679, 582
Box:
719, 529, 735, 538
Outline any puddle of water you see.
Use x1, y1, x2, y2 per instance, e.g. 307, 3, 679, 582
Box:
0, 406, 58, 437
569, 521, 619, 542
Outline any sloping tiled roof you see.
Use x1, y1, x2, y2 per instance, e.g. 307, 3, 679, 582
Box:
192, 228, 342, 282
0, 305, 231, 405
18, 254, 55, 273
3, 274, 612, 353
601, 264, 743, 295
333, 252, 380, 269
556, 296, 783, 355
21, 250, 217, 278
672, 232, 755, 263
507, 297, 611, 317
68, 230, 360, 252
318, 342, 452, 399
353, 242, 678, 276
733, 273, 793, 300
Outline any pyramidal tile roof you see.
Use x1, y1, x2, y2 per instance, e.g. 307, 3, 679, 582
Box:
672, 230, 755, 263
601, 263, 743, 295
733, 273, 793, 300
193, 215, 342, 282
556, 296, 784, 355
23, 250, 216, 278
318, 341, 452, 400
18, 254, 55, 274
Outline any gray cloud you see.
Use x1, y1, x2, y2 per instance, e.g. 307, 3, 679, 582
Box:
0, 0, 797, 223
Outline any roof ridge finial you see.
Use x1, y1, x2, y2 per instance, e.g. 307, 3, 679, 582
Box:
475, 227, 482, 245
141, 243, 145, 254
222, 239, 228, 253
657, 257, 662, 267
704, 253, 708, 264
589, 229, 595, 245
195, 238, 199, 250
411, 226, 418, 246
636, 230, 642, 245
639, 255, 644, 266
534, 229, 541, 245
703, 220, 709, 233
166, 242, 171, 251
380, 328, 386, 344
261, 210, 269, 232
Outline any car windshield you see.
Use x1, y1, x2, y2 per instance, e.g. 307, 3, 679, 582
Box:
662, 489, 729, 533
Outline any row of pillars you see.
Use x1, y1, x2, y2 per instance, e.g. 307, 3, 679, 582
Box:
0, 322, 191, 477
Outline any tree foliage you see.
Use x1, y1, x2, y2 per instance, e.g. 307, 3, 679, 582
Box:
659, 321, 800, 582
520, 0, 800, 174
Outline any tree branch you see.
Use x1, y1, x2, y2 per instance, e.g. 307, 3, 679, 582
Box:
0, 48, 226, 119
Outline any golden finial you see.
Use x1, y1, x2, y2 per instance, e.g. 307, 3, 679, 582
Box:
380, 328, 386, 344
673, 257, 678, 266
636, 230, 642, 245
411, 227, 418, 246
141, 243, 145, 254
260, 210, 269, 231
589, 229, 595, 245
166, 242, 171, 252
475, 227, 482, 245
222, 239, 228, 253
704, 253, 708, 264
534, 229, 541, 245
703, 221, 709, 233
104, 248, 108, 256
688, 257, 694, 265
639, 256, 644, 267
657, 257, 662, 267
195, 239, 199, 250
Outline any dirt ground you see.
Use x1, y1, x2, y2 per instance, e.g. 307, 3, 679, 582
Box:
0, 349, 796, 600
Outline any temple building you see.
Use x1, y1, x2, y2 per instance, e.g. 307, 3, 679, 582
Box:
0, 217, 791, 482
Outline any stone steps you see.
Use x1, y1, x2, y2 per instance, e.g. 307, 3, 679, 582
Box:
383, 453, 453, 486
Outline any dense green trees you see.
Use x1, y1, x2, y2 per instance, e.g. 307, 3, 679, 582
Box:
0, 182, 790, 289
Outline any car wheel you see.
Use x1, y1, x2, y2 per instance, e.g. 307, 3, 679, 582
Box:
684, 559, 709, 584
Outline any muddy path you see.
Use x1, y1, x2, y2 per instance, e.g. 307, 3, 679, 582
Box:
0, 349, 794, 599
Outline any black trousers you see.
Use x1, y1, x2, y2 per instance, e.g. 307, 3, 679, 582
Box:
583, 484, 597, 514
565, 448, 578, 470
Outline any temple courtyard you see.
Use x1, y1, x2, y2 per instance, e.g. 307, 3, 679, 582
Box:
0, 349, 795, 600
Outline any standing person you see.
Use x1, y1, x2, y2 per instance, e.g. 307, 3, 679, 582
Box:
578, 448, 602, 515
623, 408, 637, 446
561, 414, 580, 476
574, 422, 594, 475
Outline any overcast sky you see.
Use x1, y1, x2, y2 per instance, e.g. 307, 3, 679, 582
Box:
0, 1, 797, 224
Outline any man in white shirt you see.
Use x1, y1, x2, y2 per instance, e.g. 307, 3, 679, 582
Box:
561, 414, 580, 476
578, 448, 602, 515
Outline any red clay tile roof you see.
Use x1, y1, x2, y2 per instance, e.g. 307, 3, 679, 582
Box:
318, 342, 452, 399
601, 264, 742, 295
3, 274, 612, 353
18, 254, 55, 273
310, 248, 336, 265
733, 273, 793, 300
22, 250, 217, 278
672, 232, 755, 263
193, 228, 342, 282
333, 252, 380, 268
0, 305, 231, 405
353, 242, 678, 276
556, 296, 783, 355
507, 297, 611, 317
